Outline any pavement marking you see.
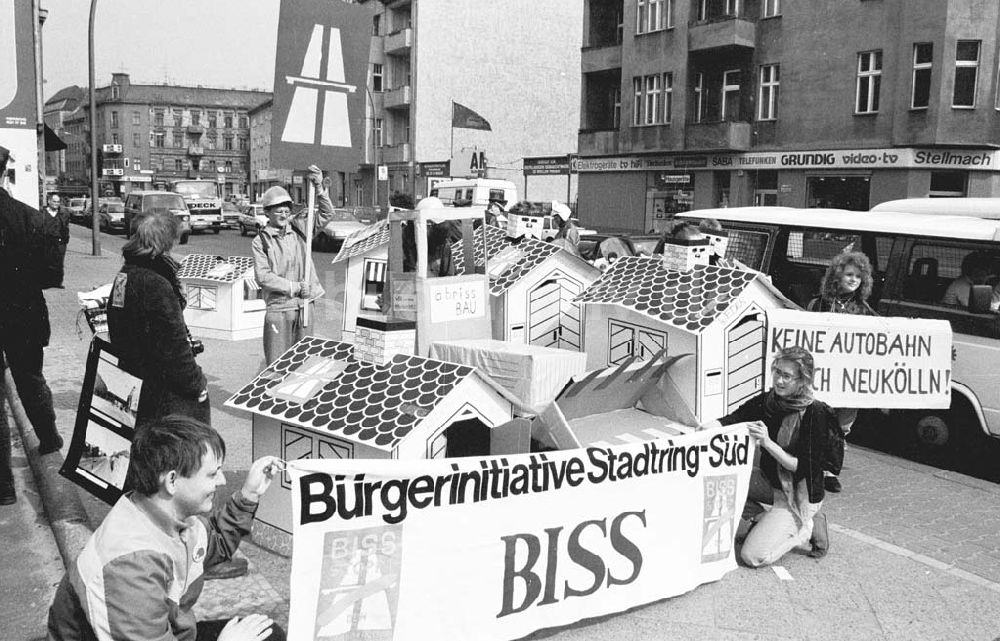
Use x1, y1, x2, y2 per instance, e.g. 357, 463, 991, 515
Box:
830, 523, 1000, 594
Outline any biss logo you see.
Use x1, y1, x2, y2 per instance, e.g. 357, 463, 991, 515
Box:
702, 474, 738, 563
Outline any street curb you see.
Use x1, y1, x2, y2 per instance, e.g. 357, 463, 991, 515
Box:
5, 369, 93, 569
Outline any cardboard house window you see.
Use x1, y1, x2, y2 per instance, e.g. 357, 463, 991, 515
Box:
608, 320, 667, 365
267, 356, 350, 404
362, 259, 387, 311
186, 285, 218, 311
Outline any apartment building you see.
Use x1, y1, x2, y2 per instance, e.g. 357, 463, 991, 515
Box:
59, 73, 270, 198
578, 0, 1000, 232
353, 0, 583, 207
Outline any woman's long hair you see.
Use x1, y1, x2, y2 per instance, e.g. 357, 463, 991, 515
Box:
819, 250, 873, 302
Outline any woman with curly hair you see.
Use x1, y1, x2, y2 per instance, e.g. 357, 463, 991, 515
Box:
807, 250, 878, 492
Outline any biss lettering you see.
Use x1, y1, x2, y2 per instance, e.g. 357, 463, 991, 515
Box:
497, 510, 647, 618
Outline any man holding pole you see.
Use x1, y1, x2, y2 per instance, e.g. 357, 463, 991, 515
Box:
252, 165, 334, 365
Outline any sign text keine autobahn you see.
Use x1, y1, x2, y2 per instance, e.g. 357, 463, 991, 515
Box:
572, 148, 1000, 173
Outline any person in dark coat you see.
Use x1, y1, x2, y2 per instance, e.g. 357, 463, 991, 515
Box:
0, 162, 64, 506
107, 211, 210, 426
41, 193, 70, 288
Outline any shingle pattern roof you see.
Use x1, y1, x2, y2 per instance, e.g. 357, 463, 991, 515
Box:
333, 221, 390, 263
575, 256, 757, 332
177, 255, 255, 283
226, 337, 477, 450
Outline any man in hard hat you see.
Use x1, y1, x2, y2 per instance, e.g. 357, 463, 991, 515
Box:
252, 165, 334, 365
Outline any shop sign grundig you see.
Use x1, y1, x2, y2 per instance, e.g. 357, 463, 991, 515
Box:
572, 148, 1000, 173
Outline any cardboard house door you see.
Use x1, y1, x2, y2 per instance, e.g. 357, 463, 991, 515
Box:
608, 320, 667, 365
527, 277, 583, 349
725, 312, 766, 412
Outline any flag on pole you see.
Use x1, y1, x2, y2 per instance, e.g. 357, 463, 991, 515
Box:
452, 102, 492, 131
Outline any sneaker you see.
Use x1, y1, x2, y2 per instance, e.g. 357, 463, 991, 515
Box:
824, 476, 842, 493
809, 513, 829, 558
38, 435, 64, 455
203, 557, 249, 581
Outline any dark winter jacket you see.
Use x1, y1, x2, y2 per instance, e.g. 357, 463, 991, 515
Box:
0, 189, 51, 345
718, 392, 833, 503
807, 292, 877, 316
107, 256, 206, 413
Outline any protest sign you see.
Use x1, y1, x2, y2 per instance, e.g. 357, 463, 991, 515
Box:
766, 309, 952, 409
286, 425, 754, 640
60, 338, 141, 505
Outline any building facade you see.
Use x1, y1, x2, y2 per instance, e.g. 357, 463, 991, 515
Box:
578, 0, 1000, 233
59, 73, 270, 198
42, 85, 85, 191
349, 0, 583, 208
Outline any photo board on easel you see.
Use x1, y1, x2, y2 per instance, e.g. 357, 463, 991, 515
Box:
59, 337, 142, 505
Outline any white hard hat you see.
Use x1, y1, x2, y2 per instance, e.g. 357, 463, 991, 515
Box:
416, 196, 444, 210
551, 201, 572, 221
261, 186, 293, 209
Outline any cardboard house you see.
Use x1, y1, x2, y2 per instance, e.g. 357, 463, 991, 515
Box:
451, 225, 601, 350
328, 222, 391, 343
225, 335, 517, 552
177, 254, 264, 341
575, 244, 797, 424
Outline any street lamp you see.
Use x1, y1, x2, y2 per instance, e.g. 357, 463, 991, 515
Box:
365, 86, 379, 212
87, 0, 100, 256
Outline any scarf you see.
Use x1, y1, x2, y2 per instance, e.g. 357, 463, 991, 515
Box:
763, 387, 815, 528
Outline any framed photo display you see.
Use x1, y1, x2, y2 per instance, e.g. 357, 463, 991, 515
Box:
60, 337, 142, 505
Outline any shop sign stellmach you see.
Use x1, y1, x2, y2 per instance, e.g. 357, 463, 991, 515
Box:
574, 148, 1000, 173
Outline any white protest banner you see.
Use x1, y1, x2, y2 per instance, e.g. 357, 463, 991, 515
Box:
286, 425, 754, 641
766, 309, 952, 409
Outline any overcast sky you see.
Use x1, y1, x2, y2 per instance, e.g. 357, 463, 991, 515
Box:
41, 0, 280, 98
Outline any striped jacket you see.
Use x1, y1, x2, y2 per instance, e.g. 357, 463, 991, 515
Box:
47, 491, 257, 641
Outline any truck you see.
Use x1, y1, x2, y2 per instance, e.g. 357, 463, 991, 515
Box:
169, 179, 224, 234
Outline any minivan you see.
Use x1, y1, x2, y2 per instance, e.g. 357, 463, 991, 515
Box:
430, 179, 517, 210
872, 197, 1000, 220
682, 206, 1000, 460
123, 191, 191, 244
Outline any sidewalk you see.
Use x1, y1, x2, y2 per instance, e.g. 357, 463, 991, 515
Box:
11, 229, 1000, 640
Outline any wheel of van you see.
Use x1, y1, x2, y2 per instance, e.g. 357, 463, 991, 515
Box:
179, 232, 190, 245
240, 223, 248, 237
212, 227, 221, 234
914, 413, 949, 448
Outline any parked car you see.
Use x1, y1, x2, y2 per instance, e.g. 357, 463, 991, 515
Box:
123, 191, 191, 244
221, 201, 241, 229
98, 202, 127, 233
67, 197, 88, 223
238, 203, 268, 236
313, 208, 367, 252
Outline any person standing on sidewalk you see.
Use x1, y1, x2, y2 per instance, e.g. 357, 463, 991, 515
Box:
252, 165, 334, 365
807, 250, 877, 493
0, 153, 64, 506
47, 415, 285, 641
40, 192, 70, 288
107, 211, 210, 425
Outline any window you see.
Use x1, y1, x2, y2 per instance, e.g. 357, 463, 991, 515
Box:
762, 0, 780, 18
662, 72, 673, 123
153, 131, 165, 148
175, 159, 184, 172
154, 109, 164, 126
132, 132, 141, 147
191, 110, 201, 125
224, 113, 233, 128
206, 133, 216, 149
856, 50, 882, 114
208, 159, 216, 172
953, 40, 980, 108
111, 133, 119, 145
694, 73, 706, 123
372, 14, 381, 35
374, 118, 383, 146
758, 64, 780, 120
223, 135, 233, 150
636, 0, 670, 33
208, 112, 217, 128
110, 111, 119, 128
644, 74, 660, 125
612, 86, 622, 128
239, 115, 248, 128
174, 131, 185, 148
929, 171, 967, 197
722, 70, 740, 121
225, 160, 233, 172
633, 77, 643, 126
111, 84, 119, 100
238, 137, 248, 150
173, 109, 183, 126
372, 64, 384, 92
911, 43, 933, 109
132, 111, 141, 125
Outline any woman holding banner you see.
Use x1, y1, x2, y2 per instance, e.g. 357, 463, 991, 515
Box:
703, 346, 834, 566
807, 250, 877, 493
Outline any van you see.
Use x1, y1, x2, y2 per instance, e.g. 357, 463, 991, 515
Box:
682, 206, 1000, 455
123, 191, 191, 244
872, 197, 1000, 220
430, 179, 517, 210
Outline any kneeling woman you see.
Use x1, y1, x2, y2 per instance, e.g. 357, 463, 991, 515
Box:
702, 346, 832, 567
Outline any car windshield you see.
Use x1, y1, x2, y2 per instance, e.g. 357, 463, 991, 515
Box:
172, 182, 217, 198
222, 202, 238, 212
147, 194, 186, 210
105, 204, 124, 213
69, 199, 85, 208
328, 208, 362, 222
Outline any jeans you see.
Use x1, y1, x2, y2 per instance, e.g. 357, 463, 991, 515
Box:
263, 306, 310, 365
0, 340, 60, 448
741, 485, 823, 567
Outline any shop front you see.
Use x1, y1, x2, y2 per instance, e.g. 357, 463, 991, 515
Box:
575, 148, 1000, 233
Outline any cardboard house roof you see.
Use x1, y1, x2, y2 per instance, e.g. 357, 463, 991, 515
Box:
574, 256, 780, 332
226, 336, 493, 451
177, 255, 256, 284
333, 221, 390, 263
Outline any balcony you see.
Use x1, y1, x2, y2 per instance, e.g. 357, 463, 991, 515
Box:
688, 16, 756, 52
581, 44, 622, 74
384, 27, 412, 55
101, 144, 122, 154
684, 121, 752, 151
101, 168, 124, 176
188, 146, 204, 156
187, 124, 204, 135
578, 129, 621, 156
380, 142, 410, 164
384, 85, 411, 110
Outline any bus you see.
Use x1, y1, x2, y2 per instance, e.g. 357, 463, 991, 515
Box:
872, 197, 1000, 220
681, 206, 1000, 457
